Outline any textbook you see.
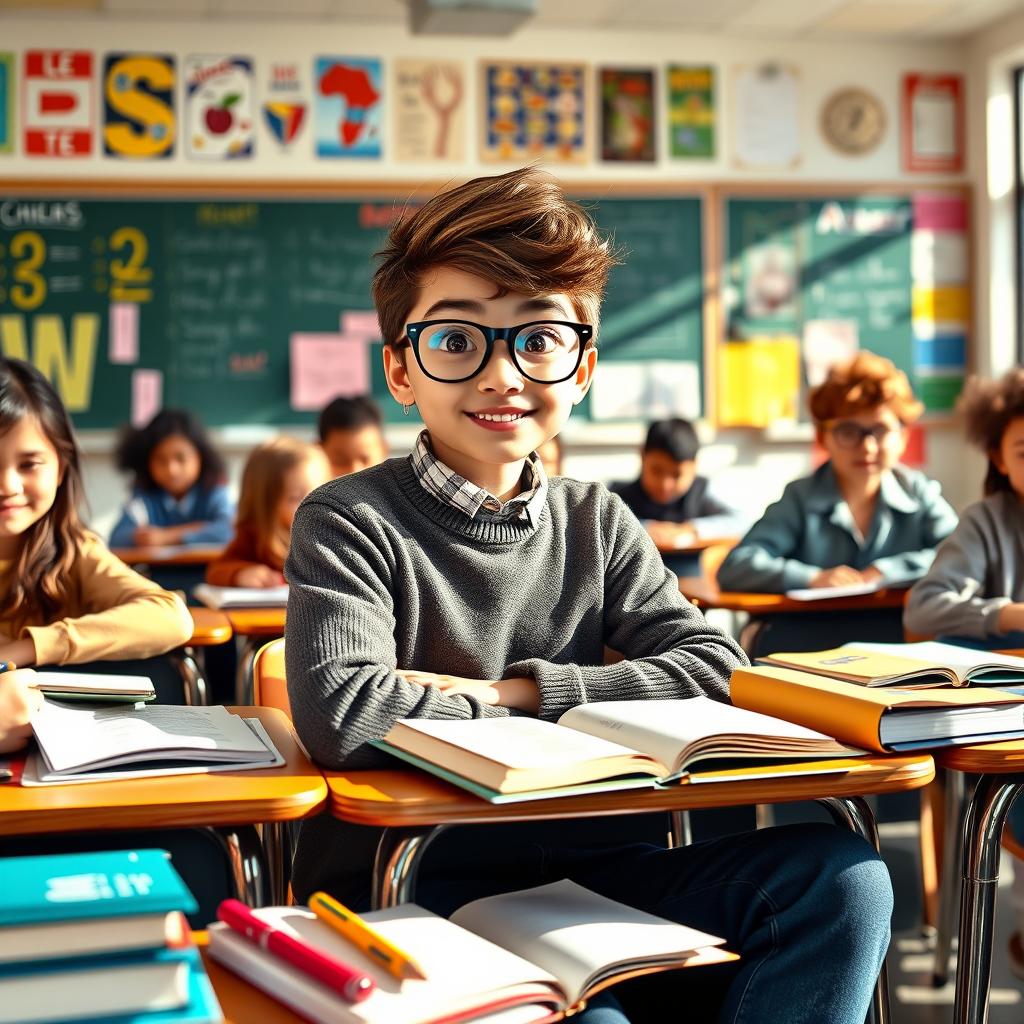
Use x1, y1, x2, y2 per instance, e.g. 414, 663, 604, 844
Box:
192, 583, 288, 609
0, 849, 195, 964
730, 664, 1024, 751
373, 696, 861, 802
24, 701, 284, 785
207, 880, 734, 1024
760, 641, 1024, 688
34, 671, 156, 703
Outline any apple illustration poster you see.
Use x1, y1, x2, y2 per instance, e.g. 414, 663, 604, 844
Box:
314, 56, 383, 158
104, 54, 176, 159
185, 55, 254, 159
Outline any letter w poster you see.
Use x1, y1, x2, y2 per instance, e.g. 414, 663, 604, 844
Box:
104, 54, 175, 159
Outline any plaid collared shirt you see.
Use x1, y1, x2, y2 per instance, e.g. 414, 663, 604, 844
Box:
410, 430, 548, 526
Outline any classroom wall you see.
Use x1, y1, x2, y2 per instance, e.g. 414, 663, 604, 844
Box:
1, 15, 982, 535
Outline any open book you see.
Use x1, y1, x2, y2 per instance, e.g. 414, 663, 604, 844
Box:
372, 696, 862, 802
193, 583, 288, 609
760, 641, 1024, 688
207, 880, 734, 1024
33, 671, 155, 703
25, 701, 283, 785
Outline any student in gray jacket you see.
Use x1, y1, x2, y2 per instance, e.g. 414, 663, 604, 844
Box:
717, 352, 957, 653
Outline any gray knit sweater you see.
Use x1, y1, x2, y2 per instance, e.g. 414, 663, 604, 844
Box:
284, 456, 747, 903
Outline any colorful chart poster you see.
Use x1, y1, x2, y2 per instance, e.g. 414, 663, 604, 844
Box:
393, 59, 465, 162
23, 50, 94, 157
184, 56, 254, 160
599, 68, 655, 162
263, 62, 306, 151
314, 57, 383, 159
481, 61, 588, 164
103, 54, 175, 159
0, 53, 12, 154
667, 65, 714, 158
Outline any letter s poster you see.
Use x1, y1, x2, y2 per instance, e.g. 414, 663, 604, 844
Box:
104, 54, 175, 159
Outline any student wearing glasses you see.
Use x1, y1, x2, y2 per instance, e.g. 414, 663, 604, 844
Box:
717, 352, 957, 652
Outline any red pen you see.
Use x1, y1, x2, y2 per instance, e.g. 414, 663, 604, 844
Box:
217, 899, 375, 1003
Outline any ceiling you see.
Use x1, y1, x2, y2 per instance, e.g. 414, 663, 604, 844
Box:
0, 0, 1019, 40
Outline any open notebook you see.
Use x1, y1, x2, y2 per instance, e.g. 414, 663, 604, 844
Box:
33, 672, 156, 703
373, 696, 861, 802
207, 880, 734, 1024
193, 583, 288, 609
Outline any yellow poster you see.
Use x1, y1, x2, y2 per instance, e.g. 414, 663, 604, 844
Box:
718, 336, 801, 427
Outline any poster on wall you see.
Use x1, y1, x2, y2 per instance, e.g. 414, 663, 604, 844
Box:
902, 73, 964, 173
393, 59, 465, 162
667, 65, 714, 158
0, 53, 12, 154
599, 68, 655, 162
480, 60, 588, 164
262, 62, 307, 151
103, 54, 175, 159
733, 64, 800, 169
23, 50, 94, 157
314, 56, 383, 158
185, 56, 254, 160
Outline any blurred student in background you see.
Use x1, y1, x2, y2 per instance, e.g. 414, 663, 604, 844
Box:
318, 395, 388, 478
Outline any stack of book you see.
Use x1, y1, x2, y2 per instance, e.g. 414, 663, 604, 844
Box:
0, 849, 222, 1024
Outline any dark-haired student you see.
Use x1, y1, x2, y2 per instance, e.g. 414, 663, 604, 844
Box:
612, 418, 746, 576
318, 395, 388, 479
109, 409, 234, 549
285, 168, 892, 1024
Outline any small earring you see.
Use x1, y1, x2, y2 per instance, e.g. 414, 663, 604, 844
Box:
403, 403, 413, 417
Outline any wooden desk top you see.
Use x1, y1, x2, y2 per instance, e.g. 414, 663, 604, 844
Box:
198, 936, 306, 1024
187, 608, 233, 647
936, 741, 1024, 775
326, 755, 934, 828
0, 707, 326, 836
223, 607, 287, 637
678, 577, 910, 614
113, 545, 225, 567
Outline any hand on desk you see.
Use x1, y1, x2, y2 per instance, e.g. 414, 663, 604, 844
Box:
646, 521, 697, 549
134, 524, 205, 547
0, 669, 43, 754
396, 669, 540, 713
234, 565, 287, 588
808, 565, 883, 589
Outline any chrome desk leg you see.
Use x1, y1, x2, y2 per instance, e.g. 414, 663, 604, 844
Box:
207, 825, 270, 907
669, 810, 693, 847
933, 769, 967, 986
262, 821, 290, 906
171, 648, 207, 706
819, 796, 889, 1024
954, 775, 1024, 1024
371, 826, 445, 909
234, 637, 258, 706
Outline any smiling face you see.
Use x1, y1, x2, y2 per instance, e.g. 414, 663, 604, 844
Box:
992, 416, 1024, 497
819, 405, 907, 488
383, 267, 596, 491
0, 415, 62, 559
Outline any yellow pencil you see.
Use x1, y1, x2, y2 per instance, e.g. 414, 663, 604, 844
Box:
309, 890, 427, 981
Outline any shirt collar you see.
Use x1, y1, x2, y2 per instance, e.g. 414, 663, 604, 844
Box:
410, 430, 548, 525
806, 461, 920, 514
159, 486, 198, 515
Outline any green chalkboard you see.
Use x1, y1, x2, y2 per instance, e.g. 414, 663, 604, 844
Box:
0, 192, 704, 429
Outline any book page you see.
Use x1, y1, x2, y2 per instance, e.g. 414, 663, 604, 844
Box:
784, 580, 884, 600
452, 880, 724, 1005
193, 582, 288, 608
849, 641, 1024, 683
33, 672, 154, 697
558, 696, 840, 773
761, 647, 951, 686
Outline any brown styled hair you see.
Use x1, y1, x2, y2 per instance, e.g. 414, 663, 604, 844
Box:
957, 368, 1024, 495
235, 437, 327, 567
808, 351, 924, 425
0, 358, 88, 631
372, 167, 618, 346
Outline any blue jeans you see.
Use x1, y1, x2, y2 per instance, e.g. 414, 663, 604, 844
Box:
416, 822, 892, 1024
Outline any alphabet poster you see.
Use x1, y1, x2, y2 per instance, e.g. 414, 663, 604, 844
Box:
103, 54, 175, 159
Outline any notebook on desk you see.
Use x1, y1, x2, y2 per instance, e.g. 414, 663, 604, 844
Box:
193, 583, 288, 609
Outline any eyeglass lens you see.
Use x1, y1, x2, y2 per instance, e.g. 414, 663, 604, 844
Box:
830, 421, 896, 448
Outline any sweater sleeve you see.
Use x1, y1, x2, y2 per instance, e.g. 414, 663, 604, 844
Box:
870, 476, 959, 583
504, 491, 748, 722
716, 483, 818, 592
205, 523, 265, 585
903, 513, 1010, 639
284, 499, 512, 770
23, 536, 193, 665
181, 485, 235, 545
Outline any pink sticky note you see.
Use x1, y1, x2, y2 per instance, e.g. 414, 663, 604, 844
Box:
341, 311, 382, 340
290, 333, 371, 411
131, 369, 163, 427
109, 302, 139, 364
913, 193, 967, 232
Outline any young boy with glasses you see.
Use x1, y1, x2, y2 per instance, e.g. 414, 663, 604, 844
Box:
284, 169, 893, 1023
717, 351, 957, 653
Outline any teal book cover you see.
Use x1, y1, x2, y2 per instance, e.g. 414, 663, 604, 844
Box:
0, 849, 197, 926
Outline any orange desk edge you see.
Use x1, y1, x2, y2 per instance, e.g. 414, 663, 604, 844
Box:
678, 577, 911, 615
187, 607, 233, 647
225, 607, 287, 637
113, 545, 226, 567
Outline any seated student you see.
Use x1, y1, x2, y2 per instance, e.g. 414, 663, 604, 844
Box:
535, 434, 563, 477
612, 417, 745, 575
206, 437, 329, 588
318, 395, 388, 478
110, 409, 234, 550
0, 673, 43, 754
285, 168, 892, 1024
717, 352, 956, 652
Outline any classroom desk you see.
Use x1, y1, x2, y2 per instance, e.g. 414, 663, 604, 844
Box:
0, 707, 326, 907
170, 608, 234, 706
930, 741, 1024, 1024
326, 755, 932, 1024
678, 577, 910, 614
654, 535, 738, 556
113, 545, 226, 567
224, 607, 287, 704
